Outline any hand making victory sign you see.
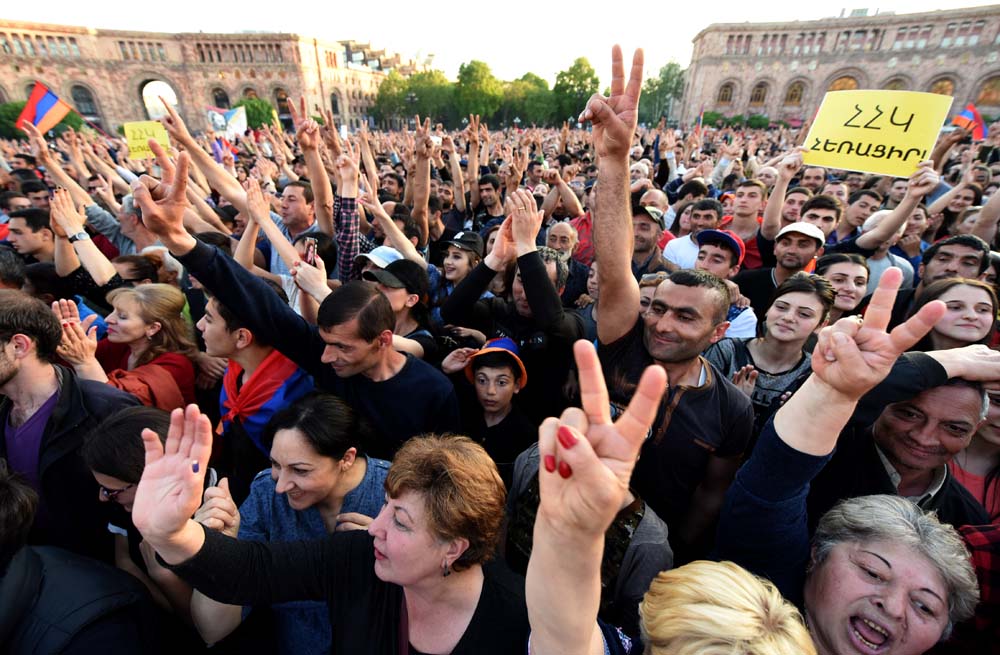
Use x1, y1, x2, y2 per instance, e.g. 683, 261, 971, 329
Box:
579, 46, 644, 160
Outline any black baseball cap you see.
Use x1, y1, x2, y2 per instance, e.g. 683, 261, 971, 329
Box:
363, 259, 429, 302
443, 231, 484, 259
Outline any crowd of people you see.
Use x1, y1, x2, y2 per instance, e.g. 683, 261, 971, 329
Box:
1, 44, 999, 654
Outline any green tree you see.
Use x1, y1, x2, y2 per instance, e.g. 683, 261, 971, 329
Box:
0, 102, 83, 140
233, 97, 276, 129
553, 58, 599, 122
701, 110, 726, 128
454, 61, 503, 119
373, 70, 408, 125
747, 114, 770, 129
496, 73, 554, 126
639, 62, 685, 125
405, 70, 454, 125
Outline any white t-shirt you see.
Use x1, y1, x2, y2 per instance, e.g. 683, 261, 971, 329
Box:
662, 235, 700, 270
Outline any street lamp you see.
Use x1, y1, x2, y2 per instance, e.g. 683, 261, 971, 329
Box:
513, 116, 521, 129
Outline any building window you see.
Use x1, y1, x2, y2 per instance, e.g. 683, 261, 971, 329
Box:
828, 76, 859, 91
274, 88, 290, 116
750, 82, 768, 105
784, 81, 805, 105
141, 80, 178, 120
212, 88, 230, 109
69, 38, 80, 57
726, 35, 734, 55
976, 76, 1000, 106
243, 87, 258, 99
71, 85, 97, 115
929, 78, 955, 96
883, 78, 908, 91
717, 82, 734, 105
22, 36, 35, 56
331, 93, 340, 114
0, 35, 11, 55
158, 44, 166, 61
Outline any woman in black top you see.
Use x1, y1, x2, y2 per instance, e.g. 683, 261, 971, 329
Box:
131, 405, 528, 654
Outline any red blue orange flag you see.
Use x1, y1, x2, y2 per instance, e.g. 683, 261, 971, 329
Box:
952, 103, 986, 140
17, 82, 72, 134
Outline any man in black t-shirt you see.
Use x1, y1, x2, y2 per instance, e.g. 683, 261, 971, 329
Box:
735, 222, 825, 315
590, 110, 754, 562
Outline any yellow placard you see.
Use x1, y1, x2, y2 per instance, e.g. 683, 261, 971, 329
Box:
802, 90, 953, 177
123, 121, 171, 160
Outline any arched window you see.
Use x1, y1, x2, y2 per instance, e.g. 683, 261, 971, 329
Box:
212, 88, 230, 109
828, 76, 859, 91
70, 85, 99, 121
977, 76, 1000, 106
929, 78, 955, 96
783, 81, 804, 105
883, 78, 908, 91
331, 93, 340, 114
242, 87, 258, 99
717, 82, 734, 105
141, 80, 178, 120
749, 82, 769, 106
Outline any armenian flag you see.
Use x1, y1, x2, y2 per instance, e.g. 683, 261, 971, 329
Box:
17, 82, 72, 133
952, 103, 987, 140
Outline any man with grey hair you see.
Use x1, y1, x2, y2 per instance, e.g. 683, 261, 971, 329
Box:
85, 195, 159, 256
441, 188, 583, 424
545, 221, 589, 307
806, 344, 994, 532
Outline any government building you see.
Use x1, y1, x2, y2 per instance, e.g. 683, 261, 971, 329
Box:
0, 20, 426, 132
680, 5, 1000, 127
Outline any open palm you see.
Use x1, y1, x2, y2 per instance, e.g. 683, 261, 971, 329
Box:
131, 405, 213, 544
537, 341, 666, 537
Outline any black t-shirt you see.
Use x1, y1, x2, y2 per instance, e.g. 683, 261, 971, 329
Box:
733, 267, 778, 315
172, 529, 530, 655
597, 319, 754, 531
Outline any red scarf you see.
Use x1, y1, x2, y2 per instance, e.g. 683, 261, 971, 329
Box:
218, 350, 301, 434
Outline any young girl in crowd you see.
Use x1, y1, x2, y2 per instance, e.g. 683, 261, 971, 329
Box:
704, 272, 834, 436
950, 390, 1000, 520
815, 253, 869, 322
908, 278, 997, 352
190, 393, 390, 655
54, 283, 198, 409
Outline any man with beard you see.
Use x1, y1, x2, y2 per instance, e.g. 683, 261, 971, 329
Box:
545, 221, 589, 308
586, 48, 753, 561
798, 165, 827, 193
663, 198, 723, 270
630, 205, 671, 279
733, 222, 825, 315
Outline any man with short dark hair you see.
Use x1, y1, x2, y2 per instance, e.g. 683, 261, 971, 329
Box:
525, 161, 543, 190
694, 229, 758, 338
132, 158, 460, 459
664, 178, 708, 231
798, 165, 826, 193
470, 174, 505, 231
831, 189, 882, 244
10, 153, 37, 172
19, 180, 50, 210
586, 57, 753, 561
6, 209, 55, 264
663, 198, 723, 270
0, 290, 139, 561
630, 205, 671, 279
723, 179, 767, 269
885, 177, 909, 209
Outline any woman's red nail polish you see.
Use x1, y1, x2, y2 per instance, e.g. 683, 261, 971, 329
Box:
558, 461, 572, 479
557, 425, 578, 450
543, 455, 556, 473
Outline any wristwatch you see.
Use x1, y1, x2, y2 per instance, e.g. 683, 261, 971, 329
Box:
68, 231, 91, 244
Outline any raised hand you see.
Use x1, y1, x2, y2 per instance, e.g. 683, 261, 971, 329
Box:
580, 46, 643, 160
486, 215, 516, 267
55, 314, 99, 368
413, 116, 433, 160
905, 160, 939, 199
20, 121, 52, 166
158, 97, 194, 145
731, 365, 758, 398
194, 478, 240, 538
290, 255, 330, 302
49, 187, 86, 236
507, 188, 543, 252
537, 340, 666, 536
776, 148, 805, 182
440, 347, 478, 375
811, 267, 945, 400
132, 405, 214, 548
130, 150, 191, 240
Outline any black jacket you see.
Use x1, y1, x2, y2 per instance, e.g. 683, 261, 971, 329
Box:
0, 366, 140, 562
0, 546, 155, 654
807, 352, 990, 531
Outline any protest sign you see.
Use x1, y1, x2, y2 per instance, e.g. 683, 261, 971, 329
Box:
123, 121, 171, 160
802, 90, 953, 177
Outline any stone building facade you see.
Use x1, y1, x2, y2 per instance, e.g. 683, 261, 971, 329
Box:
681, 5, 1000, 127
0, 20, 424, 133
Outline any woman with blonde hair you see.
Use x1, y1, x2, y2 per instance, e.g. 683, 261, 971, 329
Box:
640, 560, 815, 655
54, 283, 198, 410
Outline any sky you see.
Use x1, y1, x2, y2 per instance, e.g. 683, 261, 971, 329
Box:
6, 0, 998, 86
